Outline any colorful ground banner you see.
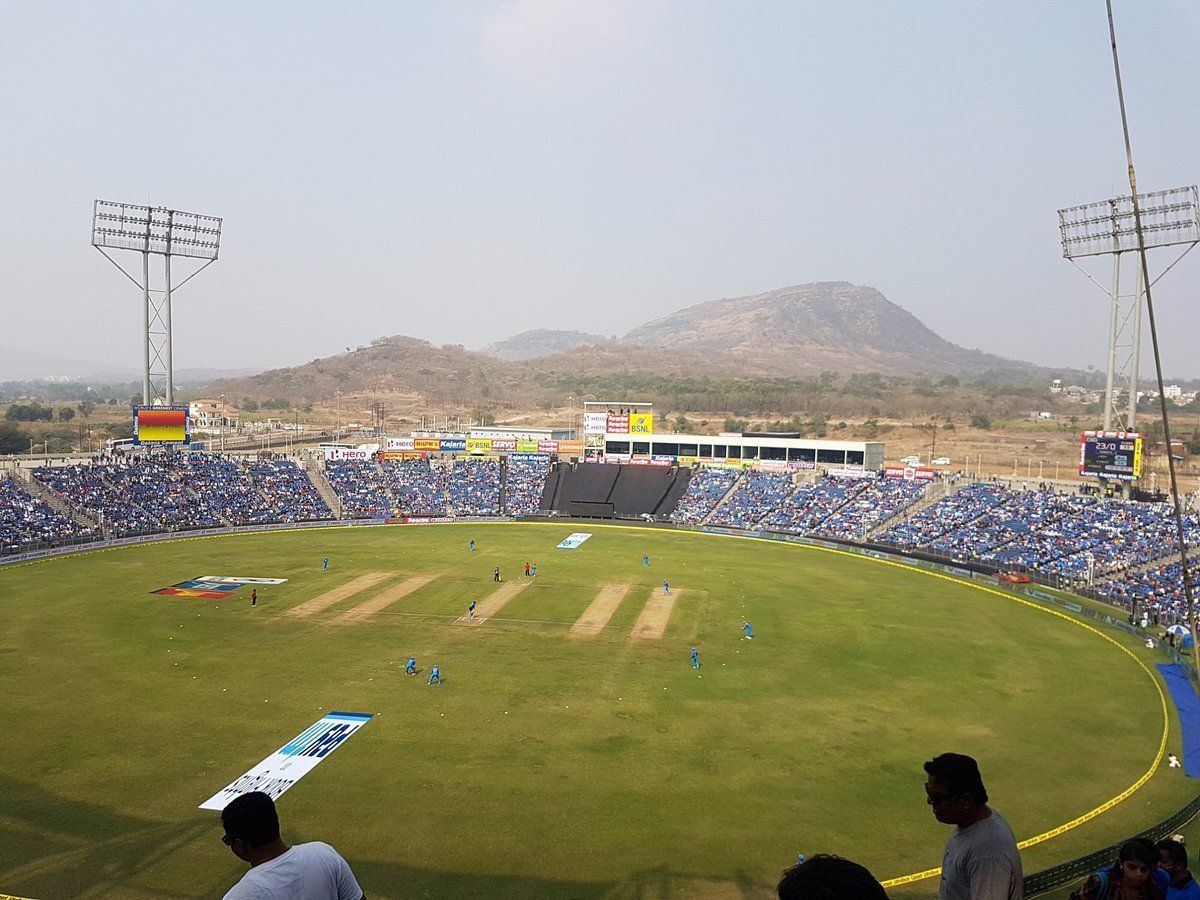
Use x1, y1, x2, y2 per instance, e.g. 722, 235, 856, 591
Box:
199, 711, 373, 810
197, 576, 288, 585
134, 406, 189, 444
153, 580, 241, 600
556, 532, 593, 550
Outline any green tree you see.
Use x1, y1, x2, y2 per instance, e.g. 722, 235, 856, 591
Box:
970, 414, 991, 429
674, 416, 691, 432
57, 406, 75, 422
0, 421, 28, 454
77, 400, 96, 418
242, 398, 260, 412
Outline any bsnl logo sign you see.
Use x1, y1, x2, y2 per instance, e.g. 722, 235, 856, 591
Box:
628, 413, 654, 434
282, 722, 356, 758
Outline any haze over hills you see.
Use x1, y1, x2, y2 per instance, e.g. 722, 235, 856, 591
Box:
206, 282, 1057, 405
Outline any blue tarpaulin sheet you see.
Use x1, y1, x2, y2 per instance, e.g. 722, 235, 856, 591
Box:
1157, 663, 1200, 777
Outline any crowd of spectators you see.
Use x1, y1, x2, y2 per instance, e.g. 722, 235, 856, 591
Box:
812, 477, 927, 540
670, 467, 742, 524
707, 470, 795, 529
381, 458, 449, 515
447, 458, 500, 516
0, 477, 97, 553
326, 459, 393, 519
879, 482, 1190, 580
29, 454, 336, 533
504, 454, 550, 516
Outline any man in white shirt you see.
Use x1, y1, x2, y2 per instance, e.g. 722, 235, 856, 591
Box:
221, 791, 364, 900
924, 753, 1022, 900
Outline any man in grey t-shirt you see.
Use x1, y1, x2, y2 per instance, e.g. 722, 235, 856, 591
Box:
924, 752, 1022, 900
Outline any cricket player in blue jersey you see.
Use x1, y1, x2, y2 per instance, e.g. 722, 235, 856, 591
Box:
322, 556, 329, 572
691, 647, 699, 669
469, 539, 475, 552
428, 664, 441, 685
405, 657, 417, 676
468, 600, 476, 621
743, 621, 753, 639
663, 580, 670, 595
642, 554, 649, 567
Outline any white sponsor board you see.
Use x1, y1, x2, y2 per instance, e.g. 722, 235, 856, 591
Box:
198, 576, 288, 585
583, 412, 608, 435
828, 467, 874, 479
199, 711, 373, 811
556, 532, 593, 550
324, 448, 371, 461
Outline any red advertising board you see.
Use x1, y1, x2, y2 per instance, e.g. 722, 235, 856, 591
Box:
491, 439, 516, 452
883, 466, 936, 481
606, 414, 629, 433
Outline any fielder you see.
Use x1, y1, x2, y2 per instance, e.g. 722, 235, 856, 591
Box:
428, 664, 442, 685
405, 657, 417, 676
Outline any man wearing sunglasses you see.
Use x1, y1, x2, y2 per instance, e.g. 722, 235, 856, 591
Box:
221, 791, 364, 899
924, 753, 1022, 900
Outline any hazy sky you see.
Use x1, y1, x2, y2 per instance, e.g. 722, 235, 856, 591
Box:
2, 2, 1199, 377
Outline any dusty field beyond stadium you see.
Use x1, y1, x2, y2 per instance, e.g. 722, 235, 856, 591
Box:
0, 522, 1183, 898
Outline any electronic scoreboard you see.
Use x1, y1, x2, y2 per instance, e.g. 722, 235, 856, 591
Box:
133, 406, 190, 445
1079, 430, 1142, 481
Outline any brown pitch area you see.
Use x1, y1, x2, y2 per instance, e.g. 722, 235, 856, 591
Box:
458, 579, 530, 626
281, 572, 394, 619
630, 589, 680, 640
570, 584, 630, 636
334, 574, 437, 623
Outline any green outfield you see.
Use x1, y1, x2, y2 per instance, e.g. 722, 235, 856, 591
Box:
0, 523, 1184, 899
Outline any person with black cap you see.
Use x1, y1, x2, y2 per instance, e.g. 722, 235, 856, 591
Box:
221, 791, 363, 899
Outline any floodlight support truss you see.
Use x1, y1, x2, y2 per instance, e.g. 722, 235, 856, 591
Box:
91, 200, 221, 407
93, 246, 216, 406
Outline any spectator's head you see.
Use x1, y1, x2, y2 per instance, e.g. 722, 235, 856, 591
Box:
923, 753, 988, 825
221, 792, 282, 861
1113, 838, 1157, 887
1156, 837, 1189, 883
776, 855, 888, 899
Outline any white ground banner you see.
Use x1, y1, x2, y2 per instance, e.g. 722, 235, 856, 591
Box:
556, 532, 593, 550
199, 711, 373, 811
197, 576, 288, 585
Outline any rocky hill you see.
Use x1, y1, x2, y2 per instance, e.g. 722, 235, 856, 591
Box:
483, 329, 611, 361
619, 282, 1029, 376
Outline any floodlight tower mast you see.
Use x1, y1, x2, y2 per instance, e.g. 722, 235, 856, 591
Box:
91, 200, 223, 405
1057, 187, 1199, 431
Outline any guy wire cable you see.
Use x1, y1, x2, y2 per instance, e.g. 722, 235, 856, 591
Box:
1105, 0, 1200, 679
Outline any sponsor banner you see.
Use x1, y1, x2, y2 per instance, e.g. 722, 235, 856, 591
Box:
556, 532, 593, 550
790, 461, 817, 470
199, 711, 373, 811
440, 438, 466, 451
628, 457, 650, 466
509, 452, 549, 460
604, 453, 631, 463
652, 454, 676, 463
629, 412, 654, 434
583, 412, 608, 435
466, 438, 492, 454
324, 448, 371, 461
379, 451, 405, 460
414, 438, 440, 452
491, 439, 516, 452
753, 460, 789, 472
677, 456, 698, 466
883, 466, 936, 482
400, 452, 427, 460
606, 414, 629, 433
401, 516, 455, 525
649, 458, 672, 467
556, 440, 585, 455
198, 576, 288, 585
828, 467, 874, 479
516, 439, 540, 453
537, 440, 559, 453
386, 437, 415, 451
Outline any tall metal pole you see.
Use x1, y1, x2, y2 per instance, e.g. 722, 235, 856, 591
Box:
1106, 0, 1199, 678
164, 252, 174, 404
1103, 253, 1120, 431
1126, 261, 1144, 428
142, 250, 151, 406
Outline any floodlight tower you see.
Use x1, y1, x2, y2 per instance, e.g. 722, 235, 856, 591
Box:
91, 200, 223, 406
1058, 186, 1199, 430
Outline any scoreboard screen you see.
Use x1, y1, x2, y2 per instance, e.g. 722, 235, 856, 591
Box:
1079, 430, 1142, 481
134, 406, 190, 445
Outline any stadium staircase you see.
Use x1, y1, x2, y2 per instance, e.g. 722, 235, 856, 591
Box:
19, 470, 100, 530
498, 459, 508, 514
700, 470, 747, 525
374, 458, 399, 512
864, 476, 955, 539
303, 458, 344, 519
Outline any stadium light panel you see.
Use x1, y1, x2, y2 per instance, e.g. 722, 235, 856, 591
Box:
91, 199, 222, 260
1058, 185, 1199, 259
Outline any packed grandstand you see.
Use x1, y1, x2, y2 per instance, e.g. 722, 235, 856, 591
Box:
2, 445, 1197, 628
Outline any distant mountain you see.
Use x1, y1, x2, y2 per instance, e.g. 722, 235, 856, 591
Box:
619, 281, 1033, 376
482, 329, 611, 361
